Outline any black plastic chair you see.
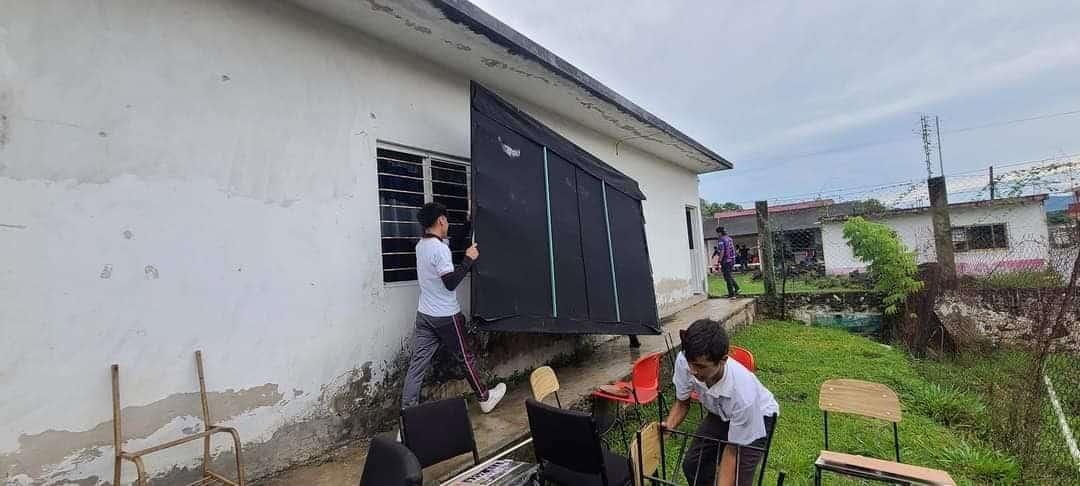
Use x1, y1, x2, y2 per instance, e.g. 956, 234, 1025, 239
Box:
358, 435, 422, 486
525, 398, 633, 485
401, 398, 480, 468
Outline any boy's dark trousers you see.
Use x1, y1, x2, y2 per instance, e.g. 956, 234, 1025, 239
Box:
721, 261, 739, 297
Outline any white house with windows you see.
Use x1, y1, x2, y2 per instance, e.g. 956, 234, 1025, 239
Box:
0, 1, 729, 484
821, 195, 1050, 275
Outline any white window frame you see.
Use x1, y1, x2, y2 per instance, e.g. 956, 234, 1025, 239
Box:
377, 142, 471, 287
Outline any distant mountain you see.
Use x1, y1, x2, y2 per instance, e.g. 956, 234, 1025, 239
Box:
1046, 195, 1072, 212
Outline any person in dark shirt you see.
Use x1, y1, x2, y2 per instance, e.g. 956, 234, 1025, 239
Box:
713, 227, 740, 298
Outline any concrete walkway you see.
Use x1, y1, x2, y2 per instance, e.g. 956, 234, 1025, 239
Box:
258, 297, 755, 485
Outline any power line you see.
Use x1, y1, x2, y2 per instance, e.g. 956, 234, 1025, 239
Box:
737, 107, 1080, 164
715, 152, 1080, 207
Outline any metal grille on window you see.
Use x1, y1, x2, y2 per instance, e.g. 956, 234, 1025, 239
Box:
430, 160, 472, 264
377, 148, 472, 283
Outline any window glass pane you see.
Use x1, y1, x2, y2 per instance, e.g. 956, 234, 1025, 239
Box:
384, 268, 418, 282
381, 222, 422, 238
380, 190, 424, 207
380, 206, 420, 224
378, 174, 423, 193
433, 181, 468, 198
432, 167, 467, 184
431, 160, 467, 171
968, 225, 995, 250
381, 238, 416, 254
377, 149, 424, 164
435, 194, 469, 211
992, 224, 1008, 248
378, 158, 423, 178
382, 253, 417, 270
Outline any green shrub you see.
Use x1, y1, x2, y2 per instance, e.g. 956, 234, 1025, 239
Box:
929, 439, 1020, 484
842, 217, 923, 315
907, 383, 989, 434
971, 268, 1064, 289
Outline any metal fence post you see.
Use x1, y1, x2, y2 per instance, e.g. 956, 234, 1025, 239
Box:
756, 201, 777, 298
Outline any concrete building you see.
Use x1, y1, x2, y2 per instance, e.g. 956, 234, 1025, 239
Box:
821, 195, 1050, 276
0, 1, 730, 484
702, 200, 862, 267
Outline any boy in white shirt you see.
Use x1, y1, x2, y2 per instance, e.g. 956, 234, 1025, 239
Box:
662, 319, 779, 486
400, 202, 506, 414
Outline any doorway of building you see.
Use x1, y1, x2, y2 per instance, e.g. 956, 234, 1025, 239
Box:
685, 206, 706, 294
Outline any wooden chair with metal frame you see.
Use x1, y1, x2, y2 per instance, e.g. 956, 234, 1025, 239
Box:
530, 365, 562, 408
112, 351, 245, 486
815, 379, 955, 486
630, 422, 786, 486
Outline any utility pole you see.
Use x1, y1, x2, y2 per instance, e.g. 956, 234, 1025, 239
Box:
920, 115, 935, 178
989, 166, 996, 200
935, 116, 944, 176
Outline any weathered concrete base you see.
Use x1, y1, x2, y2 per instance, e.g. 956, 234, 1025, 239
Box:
257, 297, 755, 485
756, 291, 881, 323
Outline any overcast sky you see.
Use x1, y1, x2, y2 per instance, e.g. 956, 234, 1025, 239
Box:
470, 0, 1080, 207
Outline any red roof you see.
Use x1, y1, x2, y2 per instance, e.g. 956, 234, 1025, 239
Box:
714, 199, 834, 220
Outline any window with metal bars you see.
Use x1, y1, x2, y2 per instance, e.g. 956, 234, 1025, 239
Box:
377, 146, 471, 283
952, 223, 1008, 252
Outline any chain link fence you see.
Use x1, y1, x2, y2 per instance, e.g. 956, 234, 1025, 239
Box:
734, 162, 1080, 481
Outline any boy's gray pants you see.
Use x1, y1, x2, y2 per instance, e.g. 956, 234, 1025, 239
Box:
401, 312, 489, 408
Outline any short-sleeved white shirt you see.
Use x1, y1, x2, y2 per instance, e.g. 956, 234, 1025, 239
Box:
673, 351, 780, 445
416, 237, 460, 317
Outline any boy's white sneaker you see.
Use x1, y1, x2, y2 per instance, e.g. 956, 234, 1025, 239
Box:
479, 382, 507, 414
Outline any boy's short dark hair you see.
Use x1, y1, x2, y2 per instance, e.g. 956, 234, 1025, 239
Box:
417, 202, 448, 229
716, 226, 726, 235
681, 319, 730, 363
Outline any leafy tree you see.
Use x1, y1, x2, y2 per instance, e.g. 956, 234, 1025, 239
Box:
842, 217, 923, 315
1047, 210, 1071, 226
852, 198, 887, 215
700, 200, 742, 216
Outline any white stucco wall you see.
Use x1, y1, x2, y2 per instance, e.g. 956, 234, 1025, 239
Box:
822, 201, 1050, 275
0, 1, 707, 484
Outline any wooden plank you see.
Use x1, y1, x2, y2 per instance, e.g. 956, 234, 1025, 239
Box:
819, 379, 902, 422
817, 451, 955, 485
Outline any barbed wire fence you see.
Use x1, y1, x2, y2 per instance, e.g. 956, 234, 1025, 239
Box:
733, 155, 1080, 482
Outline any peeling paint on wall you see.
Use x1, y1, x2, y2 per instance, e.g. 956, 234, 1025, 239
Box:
0, 384, 282, 481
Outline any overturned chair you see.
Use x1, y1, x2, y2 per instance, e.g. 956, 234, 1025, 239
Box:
112, 351, 245, 486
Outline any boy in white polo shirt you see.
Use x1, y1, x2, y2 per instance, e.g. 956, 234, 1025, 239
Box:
662, 319, 779, 486
399, 202, 506, 414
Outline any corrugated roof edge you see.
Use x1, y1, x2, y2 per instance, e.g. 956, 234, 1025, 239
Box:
819, 194, 1050, 223
432, 0, 732, 171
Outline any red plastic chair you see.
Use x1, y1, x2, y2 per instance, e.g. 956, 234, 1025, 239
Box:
688, 345, 755, 402
593, 352, 664, 407
592, 352, 667, 445
730, 345, 756, 372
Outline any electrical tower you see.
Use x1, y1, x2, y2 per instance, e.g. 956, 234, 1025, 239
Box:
920, 115, 934, 178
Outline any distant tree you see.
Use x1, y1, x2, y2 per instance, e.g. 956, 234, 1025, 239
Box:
852, 198, 888, 215
1047, 210, 1071, 226
701, 200, 743, 216
842, 217, 922, 315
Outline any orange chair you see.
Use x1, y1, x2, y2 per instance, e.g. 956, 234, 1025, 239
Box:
688, 345, 755, 401
592, 352, 667, 436
730, 345, 756, 372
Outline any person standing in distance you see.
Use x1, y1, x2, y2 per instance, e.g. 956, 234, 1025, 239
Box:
715, 227, 740, 298
400, 202, 507, 416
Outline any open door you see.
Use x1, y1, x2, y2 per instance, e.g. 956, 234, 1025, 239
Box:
686, 206, 706, 294
469, 82, 660, 335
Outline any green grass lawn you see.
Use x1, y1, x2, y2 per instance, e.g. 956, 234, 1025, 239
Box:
612, 321, 1068, 485
708, 273, 864, 297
